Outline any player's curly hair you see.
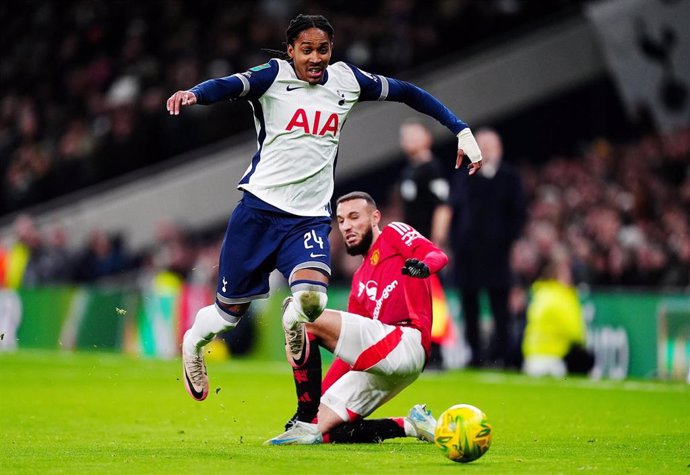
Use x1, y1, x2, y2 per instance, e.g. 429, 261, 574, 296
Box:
286, 14, 334, 45
262, 14, 334, 59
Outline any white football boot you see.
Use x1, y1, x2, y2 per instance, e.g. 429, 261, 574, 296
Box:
182, 331, 209, 401
406, 404, 436, 443
264, 421, 323, 445
282, 297, 310, 368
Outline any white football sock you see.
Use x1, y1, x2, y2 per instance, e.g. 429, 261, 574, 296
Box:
183, 305, 238, 356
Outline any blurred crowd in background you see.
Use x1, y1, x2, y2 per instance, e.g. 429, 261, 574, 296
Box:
2, 125, 689, 292
513, 126, 690, 289
0, 0, 591, 213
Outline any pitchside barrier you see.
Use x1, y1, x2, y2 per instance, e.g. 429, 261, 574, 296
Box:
1, 283, 688, 381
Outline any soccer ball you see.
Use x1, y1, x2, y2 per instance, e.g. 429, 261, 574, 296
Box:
434, 404, 492, 463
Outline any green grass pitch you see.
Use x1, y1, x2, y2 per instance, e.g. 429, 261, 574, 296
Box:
1, 350, 688, 474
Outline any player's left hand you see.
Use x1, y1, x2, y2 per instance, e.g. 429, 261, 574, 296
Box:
402, 258, 431, 278
456, 128, 483, 176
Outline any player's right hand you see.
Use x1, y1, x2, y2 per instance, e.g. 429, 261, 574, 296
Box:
456, 128, 483, 175
166, 90, 197, 116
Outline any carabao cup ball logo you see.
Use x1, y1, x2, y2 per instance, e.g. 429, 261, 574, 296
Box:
434, 404, 492, 463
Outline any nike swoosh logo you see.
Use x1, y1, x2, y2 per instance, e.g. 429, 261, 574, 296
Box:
286, 85, 304, 91
184, 369, 205, 400
309, 253, 327, 258
292, 347, 308, 367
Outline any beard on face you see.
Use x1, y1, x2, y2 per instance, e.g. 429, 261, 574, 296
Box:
345, 226, 374, 256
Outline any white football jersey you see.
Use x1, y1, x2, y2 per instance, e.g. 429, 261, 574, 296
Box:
235, 60, 387, 216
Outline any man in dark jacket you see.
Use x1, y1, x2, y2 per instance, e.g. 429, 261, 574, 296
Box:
437, 128, 526, 367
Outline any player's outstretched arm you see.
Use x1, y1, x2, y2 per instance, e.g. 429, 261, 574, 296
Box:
386, 222, 449, 277
347, 63, 484, 174
166, 61, 277, 115
166, 90, 197, 116
401, 248, 448, 278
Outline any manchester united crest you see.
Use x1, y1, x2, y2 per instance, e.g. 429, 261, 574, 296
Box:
370, 249, 380, 265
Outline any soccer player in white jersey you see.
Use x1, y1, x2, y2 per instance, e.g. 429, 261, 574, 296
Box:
166, 14, 482, 402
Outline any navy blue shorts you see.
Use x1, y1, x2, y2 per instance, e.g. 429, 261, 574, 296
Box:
215, 195, 332, 308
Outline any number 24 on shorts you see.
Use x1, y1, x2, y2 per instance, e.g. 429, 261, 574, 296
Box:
303, 230, 324, 249
304, 230, 326, 257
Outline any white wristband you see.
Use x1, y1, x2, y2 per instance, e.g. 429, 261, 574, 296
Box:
457, 128, 483, 163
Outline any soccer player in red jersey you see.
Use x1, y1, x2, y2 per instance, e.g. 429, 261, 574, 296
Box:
266, 191, 451, 445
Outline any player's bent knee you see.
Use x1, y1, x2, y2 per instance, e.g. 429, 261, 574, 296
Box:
292, 290, 328, 322
217, 302, 250, 319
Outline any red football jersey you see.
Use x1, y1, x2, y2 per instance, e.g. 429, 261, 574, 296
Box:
347, 222, 446, 357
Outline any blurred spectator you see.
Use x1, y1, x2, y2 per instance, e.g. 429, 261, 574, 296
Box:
187, 236, 222, 288
439, 127, 527, 368
73, 229, 130, 282
521, 248, 594, 378
394, 119, 452, 369
151, 219, 195, 280
395, 119, 449, 241
4, 214, 42, 288
30, 223, 75, 285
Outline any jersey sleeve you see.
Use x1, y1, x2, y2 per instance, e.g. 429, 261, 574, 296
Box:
385, 223, 448, 274
344, 63, 389, 101
340, 64, 468, 136
385, 78, 467, 135
189, 59, 279, 104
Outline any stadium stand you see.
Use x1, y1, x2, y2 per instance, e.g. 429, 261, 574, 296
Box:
1, 0, 688, 292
